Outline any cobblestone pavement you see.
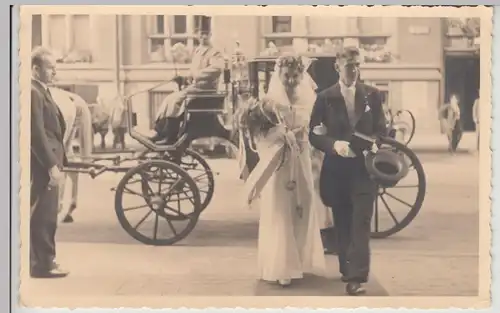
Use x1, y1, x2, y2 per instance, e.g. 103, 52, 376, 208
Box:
20, 152, 481, 306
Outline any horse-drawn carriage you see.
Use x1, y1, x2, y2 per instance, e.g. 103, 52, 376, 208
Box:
63, 51, 425, 246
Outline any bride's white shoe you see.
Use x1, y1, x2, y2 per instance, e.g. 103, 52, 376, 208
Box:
277, 279, 292, 287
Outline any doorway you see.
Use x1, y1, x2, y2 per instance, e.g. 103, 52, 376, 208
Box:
444, 54, 480, 132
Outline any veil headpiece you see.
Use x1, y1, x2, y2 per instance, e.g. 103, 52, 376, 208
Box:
264, 54, 318, 109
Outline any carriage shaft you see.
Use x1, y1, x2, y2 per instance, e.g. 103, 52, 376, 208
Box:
63, 161, 134, 178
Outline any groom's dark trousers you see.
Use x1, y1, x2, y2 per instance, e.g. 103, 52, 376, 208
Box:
308, 82, 387, 283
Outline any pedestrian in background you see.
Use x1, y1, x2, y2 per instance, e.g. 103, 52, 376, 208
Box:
439, 93, 463, 154
472, 94, 480, 152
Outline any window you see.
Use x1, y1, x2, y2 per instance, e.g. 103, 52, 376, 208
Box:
41, 14, 93, 63
359, 36, 392, 63
32, 14, 42, 48
261, 16, 293, 53
260, 16, 393, 60
173, 15, 187, 34
148, 15, 212, 63
48, 15, 66, 56
72, 15, 90, 51
272, 16, 292, 33
354, 17, 393, 63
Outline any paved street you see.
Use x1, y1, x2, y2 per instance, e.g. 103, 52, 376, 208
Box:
20, 152, 480, 306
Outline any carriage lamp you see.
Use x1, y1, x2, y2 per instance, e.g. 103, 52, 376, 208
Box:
223, 58, 231, 85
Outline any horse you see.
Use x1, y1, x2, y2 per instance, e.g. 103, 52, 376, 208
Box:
108, 95, 128, 150
89, 98, 111, 150
49, 87, 94, 223
89, 96, 128, 151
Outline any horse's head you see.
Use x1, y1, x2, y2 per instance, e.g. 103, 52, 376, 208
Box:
89, 102, 110, 126
91, 95, 127, 129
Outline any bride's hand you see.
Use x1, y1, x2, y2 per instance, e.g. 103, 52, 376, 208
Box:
261, 98, 279, 112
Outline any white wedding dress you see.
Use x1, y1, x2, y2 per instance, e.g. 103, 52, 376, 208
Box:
252, 64, 326, 282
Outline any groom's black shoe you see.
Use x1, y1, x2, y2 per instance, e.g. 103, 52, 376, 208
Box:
346, 282, 366, 296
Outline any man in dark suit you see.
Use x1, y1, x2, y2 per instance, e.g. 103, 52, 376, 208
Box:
308, 47, 387, 295
30, 46, 69, 278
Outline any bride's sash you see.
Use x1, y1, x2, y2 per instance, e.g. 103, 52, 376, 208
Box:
243, 123, 305, 206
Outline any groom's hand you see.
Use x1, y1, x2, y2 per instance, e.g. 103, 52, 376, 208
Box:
333, 141, 356, 158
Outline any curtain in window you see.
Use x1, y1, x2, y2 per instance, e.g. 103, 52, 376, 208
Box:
173, 15, 187, 34
72, 15, 91, 51
271, 16, 291, 33
32, 15, 42, 48
48, 15, 66, 54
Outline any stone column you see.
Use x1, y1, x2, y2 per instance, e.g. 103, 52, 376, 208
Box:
88, 14, 99, 63
186, 15, 194, 51
41, 15, 50, 47
382, 17, 398, 60
65, 14, 73, 53
344, 17, 359, 48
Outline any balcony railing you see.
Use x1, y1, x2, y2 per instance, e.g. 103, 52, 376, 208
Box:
54, 49, 93, 64
445, 18, 480, 53
260, 34, 396, 63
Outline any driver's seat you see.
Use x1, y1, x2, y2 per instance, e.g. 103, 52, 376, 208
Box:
185, 90, 227, 113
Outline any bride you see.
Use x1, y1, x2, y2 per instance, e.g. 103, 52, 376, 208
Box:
241, 54, 326, 287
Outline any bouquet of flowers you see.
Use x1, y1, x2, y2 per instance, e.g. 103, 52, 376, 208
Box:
239, 55, 306, 139
239, 96, 282, 140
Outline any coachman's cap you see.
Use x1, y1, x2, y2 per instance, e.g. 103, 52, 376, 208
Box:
336, 46, 361, 65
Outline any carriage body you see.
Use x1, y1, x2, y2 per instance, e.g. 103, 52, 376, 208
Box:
246, 53, 340, 100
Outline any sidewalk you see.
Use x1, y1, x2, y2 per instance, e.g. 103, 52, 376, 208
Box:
22, 155, 479, 306
21, 241, 388, 307
408, 132, 477, 154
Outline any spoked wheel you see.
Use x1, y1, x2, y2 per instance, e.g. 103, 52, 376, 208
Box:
371, 137, 426, 239
114, 160, 202, 246
391, 109, 416, 146
165, 149, 215, 212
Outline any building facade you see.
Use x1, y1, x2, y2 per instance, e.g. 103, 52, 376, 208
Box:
31, 14, 480, 134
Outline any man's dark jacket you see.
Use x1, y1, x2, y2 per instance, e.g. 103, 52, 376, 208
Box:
308, 82, 387, 205
30, 79, 67, 206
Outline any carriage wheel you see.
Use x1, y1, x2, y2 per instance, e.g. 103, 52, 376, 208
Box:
371, 137, 426, 239
166, 149, 215, 212
392, 109, 416, 146
114, 160, 202, 246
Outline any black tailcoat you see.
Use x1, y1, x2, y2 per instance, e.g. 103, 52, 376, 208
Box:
309, 82, 387, 203
308, 81, 387, 283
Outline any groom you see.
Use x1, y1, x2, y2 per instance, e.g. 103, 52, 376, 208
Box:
308, 47, 387, 295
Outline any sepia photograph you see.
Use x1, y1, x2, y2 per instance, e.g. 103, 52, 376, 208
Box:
18, 5, 491, 309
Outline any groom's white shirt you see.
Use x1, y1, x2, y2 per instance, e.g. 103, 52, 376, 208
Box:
340, 80, 356, 126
